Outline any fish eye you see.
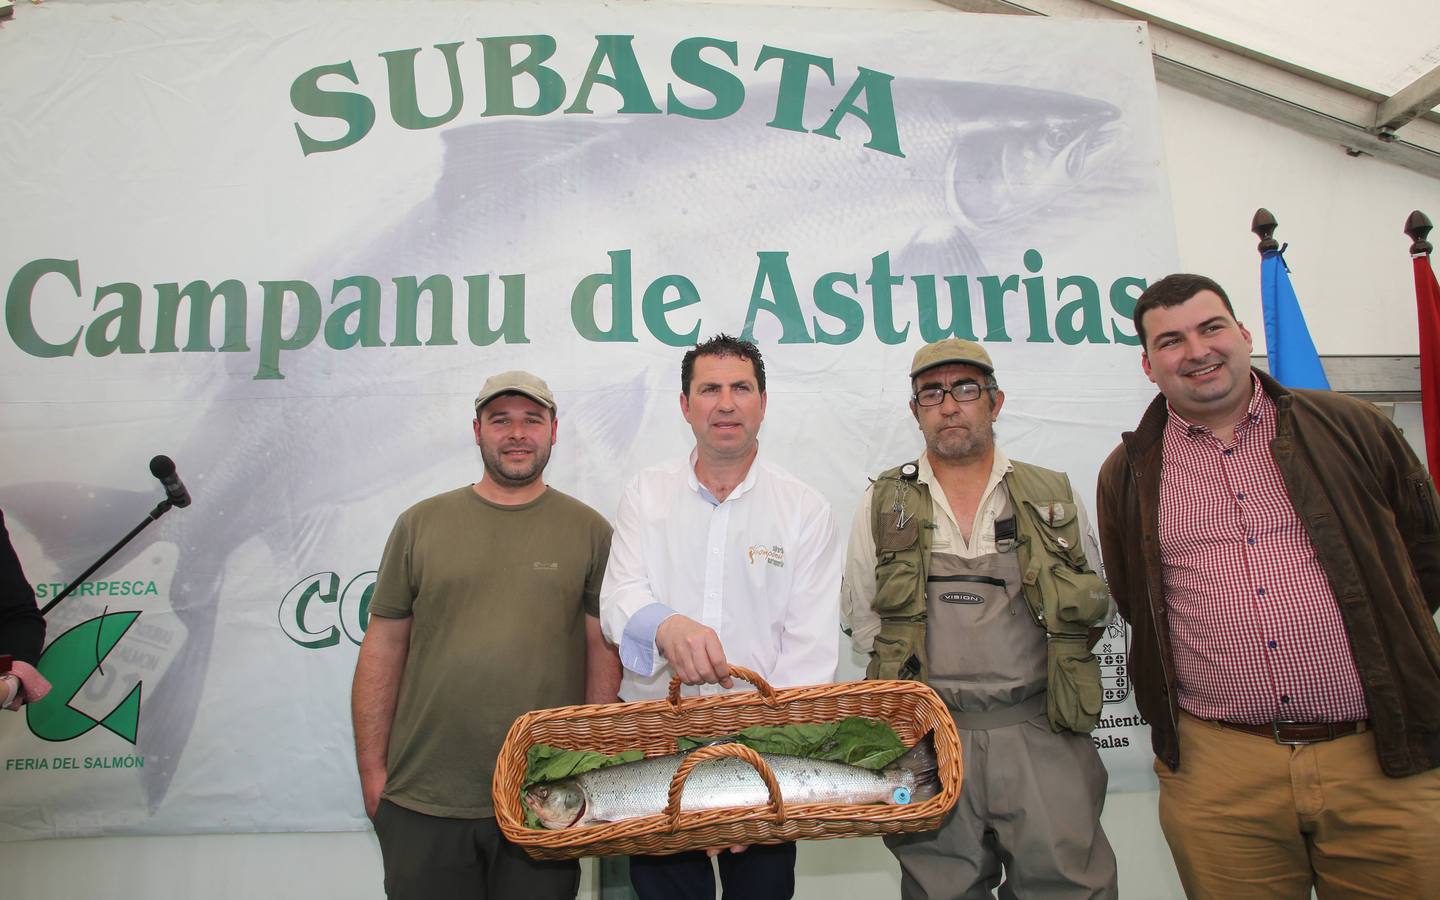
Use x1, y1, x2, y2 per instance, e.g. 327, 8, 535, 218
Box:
1046, 126, 1075, 150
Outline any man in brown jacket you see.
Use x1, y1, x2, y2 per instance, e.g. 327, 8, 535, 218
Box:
1096, 273, 1440, 898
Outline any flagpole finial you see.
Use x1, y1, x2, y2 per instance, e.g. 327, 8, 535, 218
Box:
1252, 208, 1279, 254
1406, 210, 1433, 256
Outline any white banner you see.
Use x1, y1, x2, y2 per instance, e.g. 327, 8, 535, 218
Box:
0, 0, 1176, 838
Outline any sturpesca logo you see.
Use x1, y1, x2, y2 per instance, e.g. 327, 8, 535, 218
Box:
27, 610, 143, 743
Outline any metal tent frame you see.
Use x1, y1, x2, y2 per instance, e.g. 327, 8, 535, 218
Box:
940, 0, 1440, 179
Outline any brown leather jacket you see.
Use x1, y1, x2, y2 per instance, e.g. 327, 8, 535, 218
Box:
1097, 370, 1440, 777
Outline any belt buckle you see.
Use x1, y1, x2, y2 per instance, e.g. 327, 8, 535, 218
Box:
1271, 719, 1309, 746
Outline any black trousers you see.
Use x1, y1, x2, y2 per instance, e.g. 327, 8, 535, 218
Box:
372, 799, 579, 900
629, 842, 797, 900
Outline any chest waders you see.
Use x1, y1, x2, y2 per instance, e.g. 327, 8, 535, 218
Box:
866, 461, 1110, 733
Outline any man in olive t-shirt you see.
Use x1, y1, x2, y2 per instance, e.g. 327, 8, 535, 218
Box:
351, 370, 620, 900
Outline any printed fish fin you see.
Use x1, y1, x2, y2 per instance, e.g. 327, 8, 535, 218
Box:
895, 222, 986, 277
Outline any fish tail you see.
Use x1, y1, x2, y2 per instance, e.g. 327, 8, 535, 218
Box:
896, 223, 987, 277
885, 731, 941, 802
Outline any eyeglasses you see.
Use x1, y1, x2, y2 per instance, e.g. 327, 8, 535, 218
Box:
913, 382, 984, 407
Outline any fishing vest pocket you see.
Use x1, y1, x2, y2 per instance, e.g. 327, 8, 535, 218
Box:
877, 508, 921, 552
874, 556, 922, 614
1047, 565, 1111, 628
1019, 498, 1088, 568
868, 620, 925, 681
1047, 635, 1103, 734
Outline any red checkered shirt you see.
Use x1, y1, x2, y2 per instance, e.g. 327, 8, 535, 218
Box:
1158, 378, 1368, 724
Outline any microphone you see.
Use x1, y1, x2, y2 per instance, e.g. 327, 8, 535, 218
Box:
149, 455, 193, 508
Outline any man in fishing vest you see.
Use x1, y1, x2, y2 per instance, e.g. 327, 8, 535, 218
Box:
841, 338, 1118, 899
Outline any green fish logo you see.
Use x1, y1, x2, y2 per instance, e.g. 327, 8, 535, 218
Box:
26, 611, 143, 743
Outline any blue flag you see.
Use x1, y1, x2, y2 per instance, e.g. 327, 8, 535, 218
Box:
1260, 248, 1330, 389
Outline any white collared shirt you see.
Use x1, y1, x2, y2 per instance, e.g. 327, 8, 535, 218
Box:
841, 449, 1105, 653
600, 449, 842, 701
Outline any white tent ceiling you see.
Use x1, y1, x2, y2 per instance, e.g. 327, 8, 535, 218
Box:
1131, 0, 1438, 97
941, 0, 1440, 178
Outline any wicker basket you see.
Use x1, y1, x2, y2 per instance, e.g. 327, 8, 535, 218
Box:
493, 667, 963, 859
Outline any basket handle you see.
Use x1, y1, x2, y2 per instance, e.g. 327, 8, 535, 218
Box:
664, 742, 787, 829
666, 664, 777, 708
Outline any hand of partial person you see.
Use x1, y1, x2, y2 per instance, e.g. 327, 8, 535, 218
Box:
706, 844, 749, 857
655, 615, 733, 688
0, 662, 49, 710
360, 770, 387, 820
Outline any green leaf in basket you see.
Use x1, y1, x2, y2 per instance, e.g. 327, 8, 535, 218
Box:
824, 716, 908, 769
677, 717, 905, 769
523, 744, 644, 789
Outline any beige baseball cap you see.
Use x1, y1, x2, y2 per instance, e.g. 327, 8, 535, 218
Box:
909, 338, 994, 378
473, 370, 556, 413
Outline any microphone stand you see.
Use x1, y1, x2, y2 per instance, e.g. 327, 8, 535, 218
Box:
40, 499, 175, 616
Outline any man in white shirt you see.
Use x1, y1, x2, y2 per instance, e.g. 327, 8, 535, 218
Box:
600, 333, 841, 900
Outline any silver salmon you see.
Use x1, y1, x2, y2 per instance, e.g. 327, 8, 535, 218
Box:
524, 732, 940, 829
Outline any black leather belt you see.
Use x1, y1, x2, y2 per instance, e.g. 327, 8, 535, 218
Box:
1217, 719, 1367, 745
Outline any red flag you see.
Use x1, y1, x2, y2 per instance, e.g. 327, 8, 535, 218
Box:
1415, 251, 1440, 480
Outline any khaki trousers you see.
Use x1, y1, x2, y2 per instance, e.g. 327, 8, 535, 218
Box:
1156, 711, 1440, 899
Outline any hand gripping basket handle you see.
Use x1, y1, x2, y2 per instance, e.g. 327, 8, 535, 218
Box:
664, 742, 787, 829
666, 665, 778, 707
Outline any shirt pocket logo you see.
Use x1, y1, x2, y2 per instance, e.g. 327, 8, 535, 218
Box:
746, 544, 785, 568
